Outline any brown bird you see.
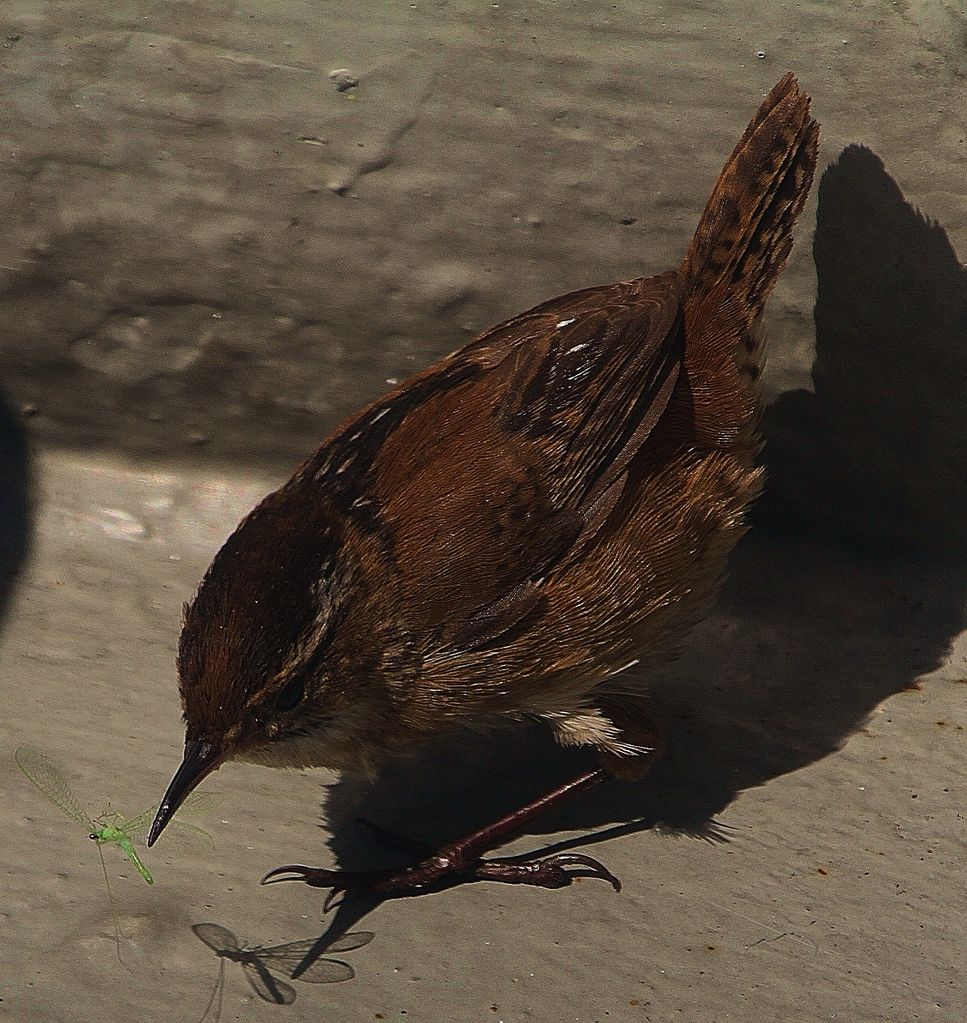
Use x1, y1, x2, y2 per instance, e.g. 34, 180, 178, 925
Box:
148, 74, 819, 899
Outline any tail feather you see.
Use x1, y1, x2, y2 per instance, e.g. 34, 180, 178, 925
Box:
679, 73, 819, 453
683, 73, 819, 313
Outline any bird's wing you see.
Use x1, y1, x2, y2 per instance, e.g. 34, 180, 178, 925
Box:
299, 273, 683, 648
466, 270, 685, 514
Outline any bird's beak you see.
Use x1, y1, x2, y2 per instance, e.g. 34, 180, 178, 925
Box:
147, 738, 222, 847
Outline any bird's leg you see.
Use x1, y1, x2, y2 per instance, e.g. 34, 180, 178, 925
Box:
262, 767, 620, 899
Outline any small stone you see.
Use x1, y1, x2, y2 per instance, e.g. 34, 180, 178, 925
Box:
328, 68, 360, 93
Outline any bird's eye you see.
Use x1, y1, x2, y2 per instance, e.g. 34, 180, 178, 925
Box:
274, 677, 305, 712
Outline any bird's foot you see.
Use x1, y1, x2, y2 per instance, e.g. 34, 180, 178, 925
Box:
261, 848, 620, 907
262, 767, 623, 906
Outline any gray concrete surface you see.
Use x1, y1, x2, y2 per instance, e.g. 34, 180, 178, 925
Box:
0, 2, 964, 1021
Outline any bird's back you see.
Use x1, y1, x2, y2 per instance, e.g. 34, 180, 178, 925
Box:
402, 75, 819, 750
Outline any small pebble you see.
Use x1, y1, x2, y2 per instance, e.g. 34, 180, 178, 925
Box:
329, 68, 360, 93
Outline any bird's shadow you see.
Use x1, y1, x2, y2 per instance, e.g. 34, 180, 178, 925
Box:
308, 146, 966, 909
0, 387, 33, 632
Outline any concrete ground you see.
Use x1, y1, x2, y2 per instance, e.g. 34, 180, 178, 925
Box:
0, 2, 964, 1021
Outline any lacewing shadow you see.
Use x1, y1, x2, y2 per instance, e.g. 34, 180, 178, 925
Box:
192, 922, 373, 1018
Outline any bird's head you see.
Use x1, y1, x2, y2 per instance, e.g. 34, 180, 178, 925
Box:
147, 480, 394, 847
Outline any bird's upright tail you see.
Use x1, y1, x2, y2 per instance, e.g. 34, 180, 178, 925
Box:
680, 73, 819, 452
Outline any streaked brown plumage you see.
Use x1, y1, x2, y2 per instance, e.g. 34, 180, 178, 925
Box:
149, 74, 819, 897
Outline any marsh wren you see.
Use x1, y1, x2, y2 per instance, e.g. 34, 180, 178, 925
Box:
148, 74, 819, 899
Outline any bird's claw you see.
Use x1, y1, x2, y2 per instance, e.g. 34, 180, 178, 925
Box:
261, 864, 307, 885
261, 865, 365, 912
476, 852, 622, 891
261, 864, 354, 887
261, 849, 621, 906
